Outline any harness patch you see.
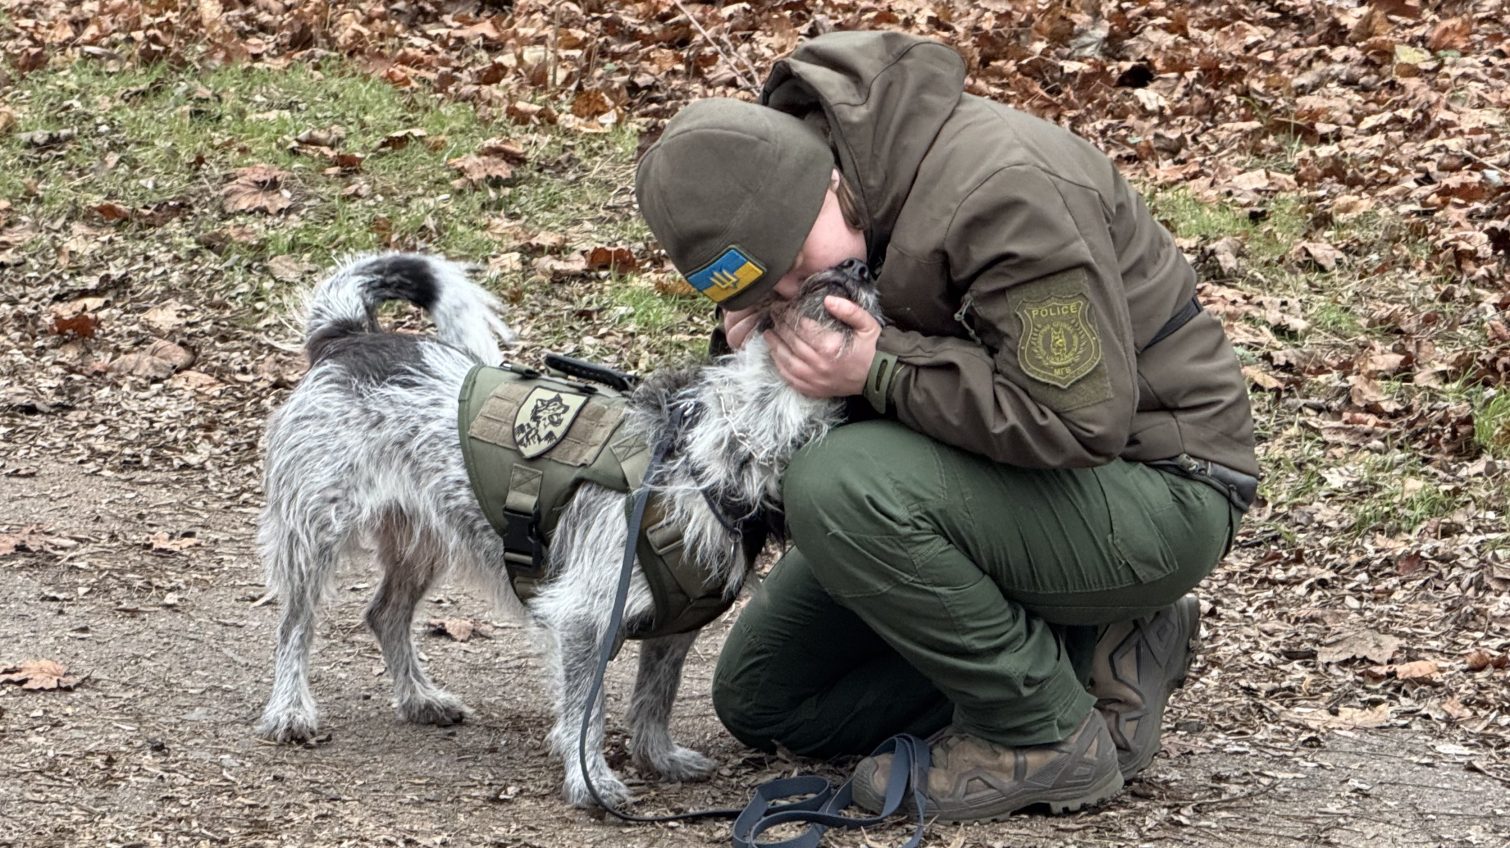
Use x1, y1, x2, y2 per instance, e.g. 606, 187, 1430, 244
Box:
1016, 295, 1101, 388
686, 245, 765, 303
513, 387, 589, 458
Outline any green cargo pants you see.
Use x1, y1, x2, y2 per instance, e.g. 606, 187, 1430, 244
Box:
712, 420, 1240, 758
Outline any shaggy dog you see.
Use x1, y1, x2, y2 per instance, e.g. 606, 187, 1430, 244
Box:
255, 252, 880, 808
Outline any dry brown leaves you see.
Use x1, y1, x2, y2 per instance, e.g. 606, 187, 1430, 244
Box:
222, 165, 292, 214
109, 339, 195, 380
448, 137, 528, 189
0, 525, 70, 556
2, 0, 1501, 281
426, 618, 492, 642
0, 659, 83, 690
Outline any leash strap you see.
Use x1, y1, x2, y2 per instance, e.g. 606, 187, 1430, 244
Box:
731, 735, 931, 848
578, 406, 743, 823
575, 404, 933, 847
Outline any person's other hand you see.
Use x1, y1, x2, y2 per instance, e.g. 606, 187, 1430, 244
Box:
764, 296, 881, 398
723, 306, 763, 350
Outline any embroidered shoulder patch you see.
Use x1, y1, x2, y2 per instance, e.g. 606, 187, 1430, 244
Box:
513, 387, 589, 459
685, 245, 765, 303
1015, 295, 1102, 388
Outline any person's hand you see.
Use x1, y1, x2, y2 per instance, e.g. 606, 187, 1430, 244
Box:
723, 306, 763, 350
764, 296, 881, 398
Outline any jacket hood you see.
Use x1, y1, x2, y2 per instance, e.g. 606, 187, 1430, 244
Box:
760, 31, 966, 261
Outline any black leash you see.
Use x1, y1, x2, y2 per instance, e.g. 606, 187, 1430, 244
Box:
576, 408, 744, 823
574, 404, 933, 846
730, 735, 931, 848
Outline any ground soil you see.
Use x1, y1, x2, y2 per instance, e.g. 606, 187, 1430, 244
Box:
3, 461, 1507, 848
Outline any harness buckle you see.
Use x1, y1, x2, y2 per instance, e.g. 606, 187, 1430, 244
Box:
501, 507, 547, 576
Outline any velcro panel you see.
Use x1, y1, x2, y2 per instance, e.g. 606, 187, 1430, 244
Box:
547, 399, 624, 466
467, 374, 625, 467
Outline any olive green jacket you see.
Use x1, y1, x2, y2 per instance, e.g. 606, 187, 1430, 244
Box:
760, 31, 1258, 476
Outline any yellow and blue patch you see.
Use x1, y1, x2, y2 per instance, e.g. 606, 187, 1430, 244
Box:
685, 246, 765, 303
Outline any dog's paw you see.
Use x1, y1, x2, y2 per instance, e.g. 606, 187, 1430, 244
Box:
638, 745, 716, 782
257, 705, 320, 743
564, 770, 634, 811
398, 691, 469, 727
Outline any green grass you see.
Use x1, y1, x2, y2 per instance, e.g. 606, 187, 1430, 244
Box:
1341, 449, 1471, 538
1146, 188, 1252, 241
3, 60, 516, 254
1309, 300, 1363, 338
1474, 389, 1510, 459
609, 281, 699, 335
0, 59, 642, 254
0, 57, 689, 344
1147, 188, 1308, 250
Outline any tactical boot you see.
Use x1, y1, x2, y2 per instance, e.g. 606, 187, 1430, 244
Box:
1090, 594, 1201, 779
851, 712, 1124, 822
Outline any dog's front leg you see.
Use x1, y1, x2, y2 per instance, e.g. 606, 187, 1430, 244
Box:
547, 619, 634, 810
628, 631, 715, 781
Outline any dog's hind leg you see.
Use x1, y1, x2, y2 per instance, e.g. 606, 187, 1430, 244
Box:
627, 631, 715, 781
366, 511, 468, 727
257, 537, 337, 743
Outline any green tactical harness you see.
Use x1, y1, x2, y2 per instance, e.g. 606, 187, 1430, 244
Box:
457, 363, 735, 640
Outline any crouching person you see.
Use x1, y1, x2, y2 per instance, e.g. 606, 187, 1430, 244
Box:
633, 30, 1258, 821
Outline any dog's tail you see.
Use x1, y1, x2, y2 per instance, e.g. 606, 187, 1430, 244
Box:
303, 252, 515, 365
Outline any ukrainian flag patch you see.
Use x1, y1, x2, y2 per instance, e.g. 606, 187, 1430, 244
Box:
686, 246, 765, 303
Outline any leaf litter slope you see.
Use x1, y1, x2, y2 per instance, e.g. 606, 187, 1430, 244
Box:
1, 1, 1508, 845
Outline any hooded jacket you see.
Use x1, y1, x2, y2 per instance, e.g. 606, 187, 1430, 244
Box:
760, 31, 1258, 476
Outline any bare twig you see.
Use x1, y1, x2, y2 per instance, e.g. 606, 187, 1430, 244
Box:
672, 0, 758, 93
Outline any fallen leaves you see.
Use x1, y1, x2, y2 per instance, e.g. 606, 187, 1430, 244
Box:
1392, 659, 1442, 682
376, 127, 428, 152
427, 618, 492, 642
1290, 241, 1344, 272
1318, 630, 1402, 665
0, 659, 83, 691
142, 300, 190, 334
291, 125, 366, 173
18, 128, 75, 149
447, 137, 528, 189
0, 526, 69, 556
1291, 703, 1393, 730
222, 165, 293, 214
266, 255, 315, 283
109, 340, 195, 379
146, 531, 201, 554
584, 245, 637, 273
49, 298, 104, 339
1465, 648, 1510, 672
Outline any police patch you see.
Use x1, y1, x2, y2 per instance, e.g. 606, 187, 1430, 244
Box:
512, 387, 589, 459
685, 245, 765, 303
1016, 295, 1102, 388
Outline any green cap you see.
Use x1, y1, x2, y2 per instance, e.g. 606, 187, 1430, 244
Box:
635, 99, 833, 312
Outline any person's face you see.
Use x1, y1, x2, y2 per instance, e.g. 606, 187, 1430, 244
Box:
770, 170, 867, 301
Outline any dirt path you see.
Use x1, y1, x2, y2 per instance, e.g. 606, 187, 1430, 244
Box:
2, 461, 1507, 848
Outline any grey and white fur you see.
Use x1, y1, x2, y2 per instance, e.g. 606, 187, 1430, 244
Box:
255, 252, 881, 809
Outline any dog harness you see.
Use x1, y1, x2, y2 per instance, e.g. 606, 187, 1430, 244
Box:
457, 363, 735, 640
